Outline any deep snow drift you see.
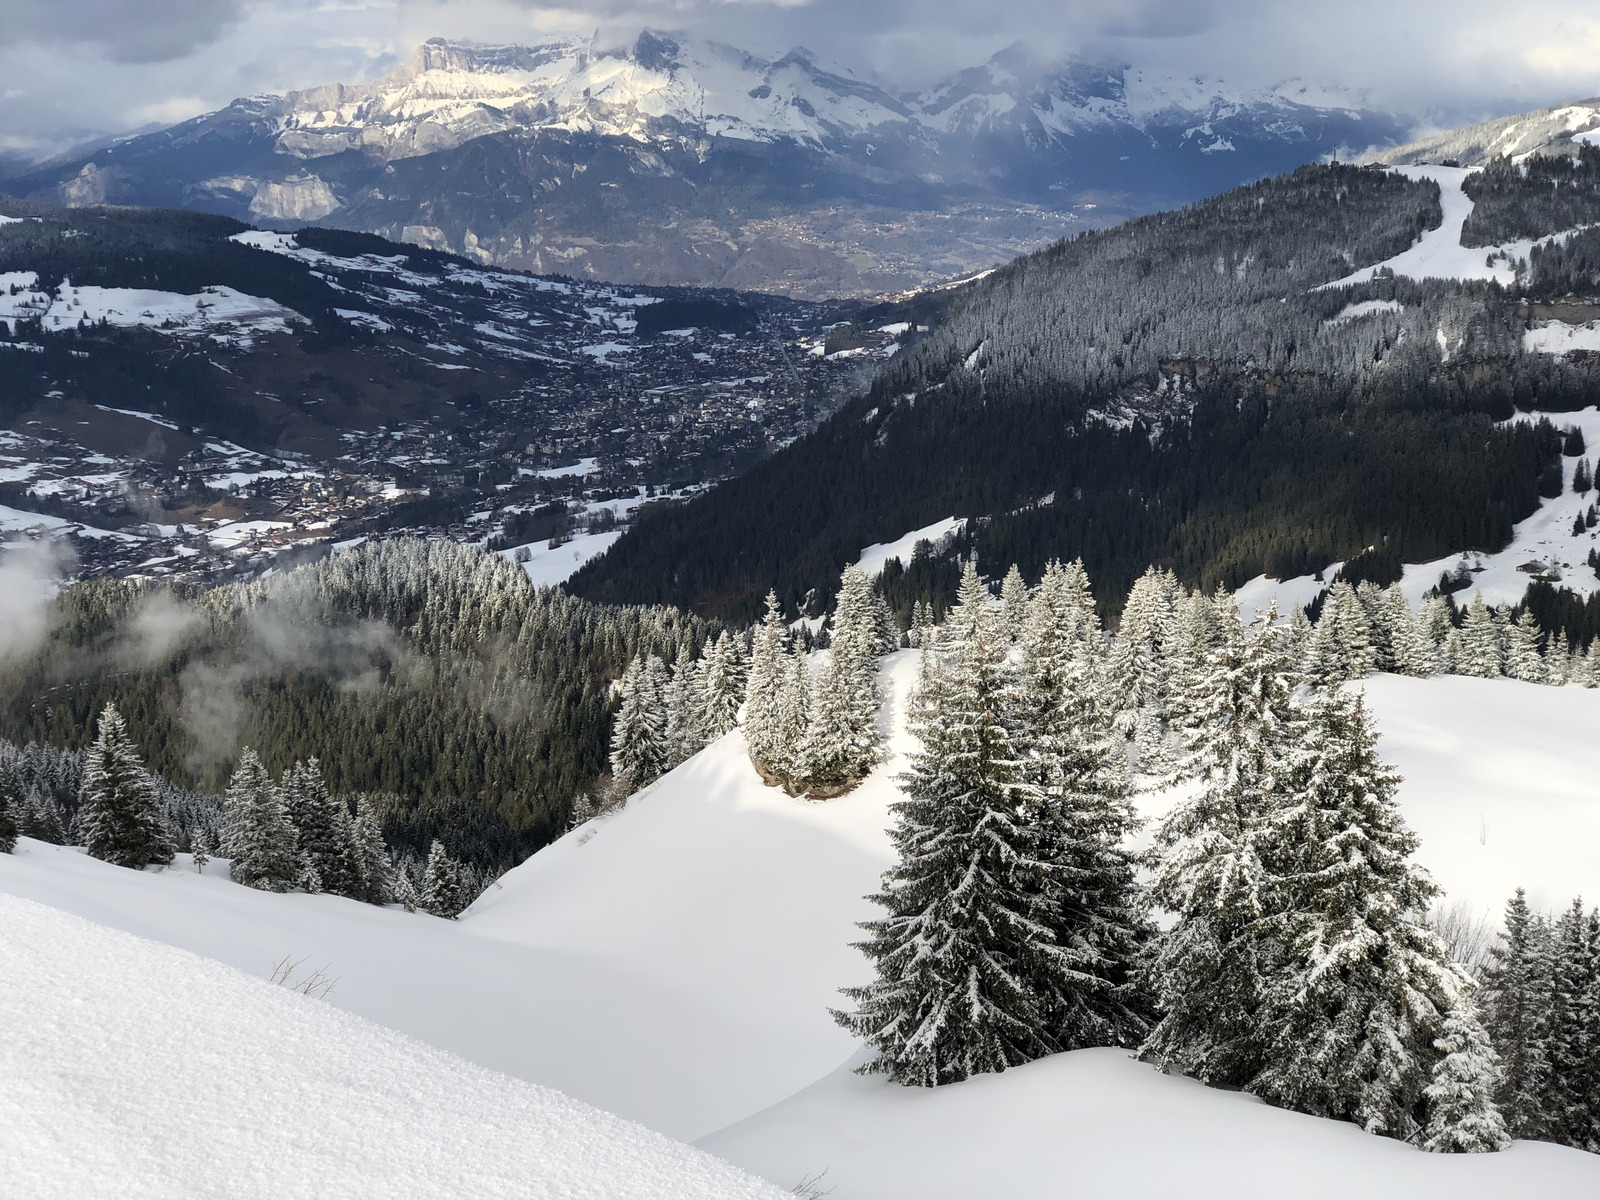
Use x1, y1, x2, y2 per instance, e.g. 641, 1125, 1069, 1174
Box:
704, 1048, 1599, 1200
0, 891, 784, 1200
3, 653, 1600, 1195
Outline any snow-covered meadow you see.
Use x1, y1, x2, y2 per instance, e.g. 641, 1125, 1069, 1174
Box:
4, 650, 1600, 1195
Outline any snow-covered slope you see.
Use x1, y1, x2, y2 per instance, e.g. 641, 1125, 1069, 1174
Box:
1237, 406, 1600, 610
1375, 101, 1600, 167
0, 891, 784, 1200
1317, 165, 1590, 288
704, 1046, 1598, 1200
5, 653, 1600, 1194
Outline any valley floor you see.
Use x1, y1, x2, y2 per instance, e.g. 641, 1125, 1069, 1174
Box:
4, 655, 1600, 1194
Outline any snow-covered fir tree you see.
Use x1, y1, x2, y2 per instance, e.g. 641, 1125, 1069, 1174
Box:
663, 650, 705, 767
78, 703, 174, 870
1304, 581, 1375, 688
343, 796, 393, 905
1383, 585, 1436, 678
700, 632, 746, 740
1357, 580, 1392, 672
1252, 688, 1498, 1144
609, 654, 669, 793
1460, 593, 1503, 679
999, 564, 1029, 642
1015, 559, 1152, 1048
393, 865, 420, 913
1142, 600, 1300, 1087
1105, 566, 1176, 755
745, 591, 791, 778
871, 590, 903, 655
281, 758, 348, 896
797, 568, 882, 791
1505, 611, 1546, 684
1481, 888, 1554, 1138
775, 647, 811, 780
1424, 1001, 1513, 1153
908, 599, 935, 649
1545, 898, 1600, 1150
835, 573, 1059, 1084
1419, 594, 1455, 655
190, 826, 212, 873
0, 760, 18, 854
422, 839, 469, 918
222, 749, 299, 892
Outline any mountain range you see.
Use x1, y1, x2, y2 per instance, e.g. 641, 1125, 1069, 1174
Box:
0, 33, 1406, 298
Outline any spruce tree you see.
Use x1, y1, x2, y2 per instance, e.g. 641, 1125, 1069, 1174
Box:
1460, 593, 1503, 679
191, 826, 211, 874
1384, 586, 1436, 678
1546, 898, 1599, 1150
664, 650, 705, 766
1505, 611, 1546, 684
222, 749, 299, 892
999, 564, 1029, 643
1143, 600, 1299, 1087
0, 759, 18, 854
1481, 889, 1555, 1138
344, 797, 393, 905
1424, 1001, 1513, 1153
835, 583, 1058, 1084
1106, 566, 1176, 748
700, 632, 745, 739
1016, 560, 1152, 1048
774, 647, 811, 780
422, 839, 468, 918
282, 758, 347, 896
745, 591, 790, 778
798, 568, 883, 790
78, 703, 174, 870
1253, 688, 1482, 1142
610, 655, 669, 792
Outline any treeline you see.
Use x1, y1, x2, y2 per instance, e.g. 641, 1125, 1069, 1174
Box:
0, 540, 711, 872
0, 702, 487, 917
572, 383, 1563, 624
1462, 146, 1600, 247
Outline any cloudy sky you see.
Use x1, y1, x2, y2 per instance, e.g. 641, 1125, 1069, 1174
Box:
4, 0, 1600, 157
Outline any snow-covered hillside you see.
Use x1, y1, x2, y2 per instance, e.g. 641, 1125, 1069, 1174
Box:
1237, 406, 1600, 611
0, 891, 785, 1200
1319, 164, 1591, 289
5, 649, 1600, 1195
1376, 101, 1600, 168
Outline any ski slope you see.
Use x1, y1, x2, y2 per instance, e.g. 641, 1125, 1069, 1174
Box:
3, 654, 1600, 1195
0, 891, 785, 1200
1318, 164, 1589, 289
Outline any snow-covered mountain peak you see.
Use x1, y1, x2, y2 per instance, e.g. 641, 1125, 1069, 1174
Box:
1375, 98, 1600, 166
271, 32, 917, 163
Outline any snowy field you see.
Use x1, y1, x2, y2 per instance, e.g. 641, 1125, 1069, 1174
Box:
499, 529, 624, 588
4, 653, 1600, 1194
0, 892, 784, 1200
854, 517, 966, 580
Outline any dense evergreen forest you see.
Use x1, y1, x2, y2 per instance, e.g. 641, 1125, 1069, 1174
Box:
0, 540, 709, 869
572, 160, 1600, 622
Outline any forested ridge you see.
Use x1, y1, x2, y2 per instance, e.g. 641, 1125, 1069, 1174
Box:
0, 540, 709, 869
572, 159, 1600, 622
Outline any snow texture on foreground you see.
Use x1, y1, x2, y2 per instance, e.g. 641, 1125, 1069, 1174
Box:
703, 1047, 1600, 1200
4, 655, 1600, 1196
0, 890, 785, 1200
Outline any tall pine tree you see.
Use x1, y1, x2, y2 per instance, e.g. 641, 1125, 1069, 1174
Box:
222, 749, 299, 892
78, 703, 174, 870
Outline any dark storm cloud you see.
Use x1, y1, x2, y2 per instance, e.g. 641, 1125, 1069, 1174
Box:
9, 0, 248, 63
